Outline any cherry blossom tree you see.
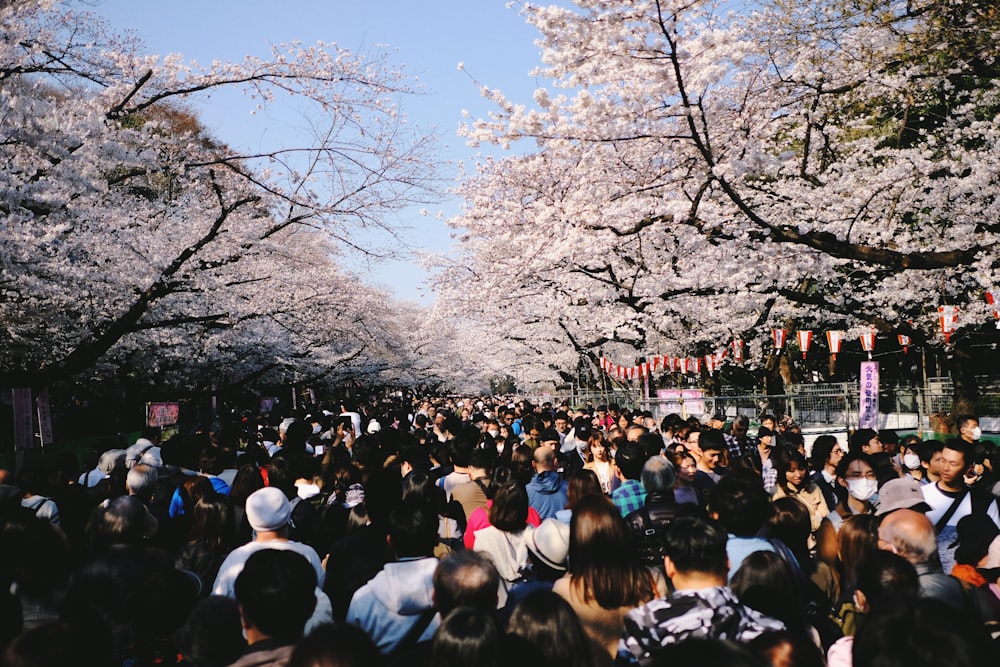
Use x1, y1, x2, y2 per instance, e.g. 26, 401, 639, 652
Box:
440, 0, 1000, 411
0, 0, 439, 395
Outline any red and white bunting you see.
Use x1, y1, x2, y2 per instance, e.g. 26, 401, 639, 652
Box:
898, 334, 911, 354
704, 354, 715, 376
732, 339, 744, 362
693, 357, 702, 374
826, 331, 844, 360
650, 357, 659, 372
668, 357, 677, 373
859, 330, 876, 359
773, 328, 787, 350
640, 362, 649, 378
679, 358, 689, 374
714, 347, 727, 365
616, 365, 624, 380
938, 305, 959, 344
796, 330, 813, 359
987, 293, 1000, 327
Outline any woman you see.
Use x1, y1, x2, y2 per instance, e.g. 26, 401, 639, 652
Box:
771, 446, 829, 533
173, 495, 236, 595
430, 607, 501, 667
583, 432, 616, 495
669, 450, 699, 506
553, 495, 663, 664
507, 590, 594, 667
555, 469, 604, 524
472, 482, 534, 589
402, 470, 463, 554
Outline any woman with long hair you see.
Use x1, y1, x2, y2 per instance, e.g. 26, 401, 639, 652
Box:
555, 469, 604, 524
669, 450, 699, 506
771, 446, 829, 533
173, 495, 236, 596
507, 590, 594, 667
583, 432, 615, 495
553, 495, 663, 664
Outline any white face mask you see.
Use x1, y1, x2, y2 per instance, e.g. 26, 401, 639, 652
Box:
971, 427, 983, 440
847, 478, 878, 502
903, 453, 921, 469
487, 429, 499, 438
497, 444, 505, 455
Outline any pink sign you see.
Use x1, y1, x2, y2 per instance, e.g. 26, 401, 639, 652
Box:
859, 362, 879, 429
146, 402, 180, 428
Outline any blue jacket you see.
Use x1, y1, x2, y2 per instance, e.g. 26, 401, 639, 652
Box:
526, 471, 569, 521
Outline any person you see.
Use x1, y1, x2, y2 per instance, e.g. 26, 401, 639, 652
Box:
876, 508, 986, 622
725, 415, 755, 462
771, 446, 829, 533
730, 551, 808, 636
922, 438, 1000, 574
691, 430, 726, 506
809, 435, 843, 511
287, 624, 383, 667
670, 450, 699, 506
429, 606, 501, 667
826, 550, 919, 667
815, 453, 877, 569
708, 476, 775, 580
848, 429, 882, 456
346, 501, 441, 655
173, 495, 236, 596
554, 495, 661, 664
472, 482, 534, 591
173, 595, 247, 667
583, 432, 616, 495
433, 550, 500, 618
624, 455, 681, 573
525, 447, 568, 521
506, 590, 594, 667
754, 427, 778, 494
555, 469, 603, 524
611, 441, 648, 517
619, 516, 784, 666
450, 449, 494, 522
212, 487, 330, 632
956, 415, 982, 446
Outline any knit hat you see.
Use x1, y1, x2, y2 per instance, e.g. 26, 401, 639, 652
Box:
245, 487, 291, 532
526, 518, 570, 571
874, 478, 931, 517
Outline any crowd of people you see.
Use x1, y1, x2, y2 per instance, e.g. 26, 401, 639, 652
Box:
1, 397, 998, 666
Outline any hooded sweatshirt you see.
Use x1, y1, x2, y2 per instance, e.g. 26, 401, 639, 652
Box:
526, 470, 569, 520
345, 556, 440, 654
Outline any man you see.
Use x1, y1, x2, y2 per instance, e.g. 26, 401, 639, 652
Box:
619, 516, 784, 666
709, 476, 775, 580
956, 415, 982, 446
433, 550, 501, 618
724, 415, 755, 462
213, 487, 330, 630
229, 549, 317, 667
921, 438, 1000, 573
626, 424, 649, 443
346, 502, 440, 654
692, 430, 726, 506
877, 508, 987, 620
612, 441, 648, 517
625, 455, 680, 571
849, 428, 883, 456
526, 446, 569, 521
451, 448, 494, 521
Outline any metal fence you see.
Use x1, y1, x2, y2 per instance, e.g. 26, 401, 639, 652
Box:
530, 378, 999, 432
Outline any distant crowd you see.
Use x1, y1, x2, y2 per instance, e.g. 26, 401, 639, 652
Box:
1, 397, 998, 667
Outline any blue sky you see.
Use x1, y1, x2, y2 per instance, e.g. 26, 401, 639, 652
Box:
91, 0, 544, 303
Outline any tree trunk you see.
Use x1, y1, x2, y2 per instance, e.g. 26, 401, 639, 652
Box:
950, 340, 980, 420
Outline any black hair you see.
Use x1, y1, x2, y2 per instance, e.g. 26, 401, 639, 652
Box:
708, 475, 772, 537
388, 501, 439, 558
662, 516, 728, 577
615, 441, 647, 481
233, 550, 317, 645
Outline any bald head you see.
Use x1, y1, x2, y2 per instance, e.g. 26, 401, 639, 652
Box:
532, 446, 557, 471
878, 509, 937, 565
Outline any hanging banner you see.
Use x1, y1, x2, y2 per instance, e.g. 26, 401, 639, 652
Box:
859, 361, 880, 429
668, 357, 677, 373
796, 330, 813, 359
704, 354, 715, 376
826, 330, 844, 360
897, 334, 911, 355
714, 347, 727, 365
732, 339, 744, 362
938, 305, 958, 344
773, 329, 787, 351
692, 357, 702, 374
36, 387, 53, 447
859, 331, 876, 359
13, 388, 33, 451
